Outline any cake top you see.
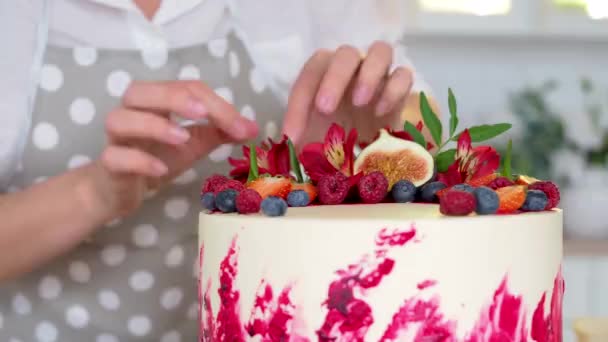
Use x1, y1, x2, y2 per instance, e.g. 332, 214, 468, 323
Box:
200, 88, 561, 218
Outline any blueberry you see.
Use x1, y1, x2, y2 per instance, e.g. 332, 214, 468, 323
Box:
391, 180, 417, 203
453, 183, 474, 193
201, 192, 216, 211
521, 190, 548, 212
420, 181, 447, 203
261, 196, 288, 217
287, 190, 310, 207
473, 186, 499, 215
215, 189, 238, 213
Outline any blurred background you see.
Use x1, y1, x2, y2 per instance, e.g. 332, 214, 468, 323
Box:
402, 0, 607, 340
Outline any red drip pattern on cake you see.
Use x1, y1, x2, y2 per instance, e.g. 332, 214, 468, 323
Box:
199, 229, 564, 342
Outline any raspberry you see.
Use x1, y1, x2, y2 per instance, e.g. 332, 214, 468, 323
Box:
235, 189, 263, 214
215, 179, 245, 194
357, 171, 389, 204
488, 177, 515, 190
528, 181, 560, 210
439, 190, 476, 216
318, 172, 350, 205
202, 174, 228, 193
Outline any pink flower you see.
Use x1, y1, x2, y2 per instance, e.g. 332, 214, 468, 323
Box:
228, 136, 291, 182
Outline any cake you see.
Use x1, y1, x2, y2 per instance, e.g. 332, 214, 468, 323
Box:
197, 90, 564, 341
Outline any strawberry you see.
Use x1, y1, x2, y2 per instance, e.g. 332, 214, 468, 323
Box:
247, 176, 292, 199
496, 185, 526, 213
467, 173, 498, 187
291, 182, 318, 203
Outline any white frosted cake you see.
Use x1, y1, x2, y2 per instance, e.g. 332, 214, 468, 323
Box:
197, 91, 564, 341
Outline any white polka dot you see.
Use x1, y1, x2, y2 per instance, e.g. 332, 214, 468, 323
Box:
98, 289, 121, 311
129, 270, 155, 292
66, 305, 90, 329
128, 315, 151, 337
39, 64, 64, 92
101, 244, 126, 266
96, 334, 119, 342
73, 47, 98, 66
250, 68, 267, 93
132, 224, 158, 247
178, 65, 200, 80
35, 321, 58, 342
186, 302, 198, 320
12, 293, 31, 315
164, 197, 190, 220
229, 51, 240, 78
38, 276, 62, 300
107, 70, 132, 97
173, 169, 197, 185
106, 218, 122, 228
214, 87, 234, 104
241, 105, 256, 121
67, 155, 92, 169
142, 48, 168, 69
161, 330, 182, 342
33, 122, 59, 150
69, 98, 96, 125
265, 121, 278, 139
69, 261, 91, 283
208, 38, 227, 58
165, 245, 185, 268
161, 287, 183, 310
209, 144, 234, 163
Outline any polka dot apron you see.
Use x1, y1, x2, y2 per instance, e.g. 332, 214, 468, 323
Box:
0, 30, 283, 341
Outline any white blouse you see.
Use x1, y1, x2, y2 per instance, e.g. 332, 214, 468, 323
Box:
0, 0, 425, 189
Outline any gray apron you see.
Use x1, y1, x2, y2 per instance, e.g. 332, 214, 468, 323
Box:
0, 29, 283, 341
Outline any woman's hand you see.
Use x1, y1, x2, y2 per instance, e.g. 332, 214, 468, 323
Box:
283, 41, 414, 145
87, 80, 258, 222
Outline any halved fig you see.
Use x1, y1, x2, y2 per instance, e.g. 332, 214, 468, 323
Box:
354, 129, 434, 188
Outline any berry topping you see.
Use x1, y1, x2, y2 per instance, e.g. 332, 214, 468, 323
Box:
202, 174, 228, 193
452, 183, 474, 193
287, 190, 311, 207
528, 181, 560, 210
420, 181, 447, 203
215, 189, 239, 213
318, 172, 351, 205
439, 190, 476, 216
521, 190, 548, 212
201, 192, 216, 211
467, 173, 498, 187
261, 196, 288, 217
495, 185, 527, 213
473, 186, 499, 215
487, 177, 515, 190
391, 180, 417, 203
357, 171, 389, 204
247, 176, 292, 199
215, 179, 245, 194
235, 189, 263, 214
291, 182, 318, 203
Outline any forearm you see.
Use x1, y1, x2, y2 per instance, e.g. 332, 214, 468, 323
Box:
0, 164, 107, 281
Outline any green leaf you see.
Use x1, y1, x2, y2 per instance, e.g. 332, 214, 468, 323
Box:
419, 91, 443, 146
453, 123, 512, 143
502, 140, 512, 181
448, 88, 459, 136
247, 143, 259, 182
404, 121, 427, 148
435, 149, 456, 173
288, 139, 304, 183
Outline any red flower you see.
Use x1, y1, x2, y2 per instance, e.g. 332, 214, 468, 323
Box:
299, 124, 358, 182
228, 136, 291, 182
359, 121, 434, 150
438, 129, 500, 187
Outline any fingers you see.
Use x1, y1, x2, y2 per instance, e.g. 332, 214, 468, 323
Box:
282, 49, 333, 144
101, 146, 168, 177
315, 46, 362, 114
375, 66, 414, 116
105, 109, 190, 145
353, 41, 393, 107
